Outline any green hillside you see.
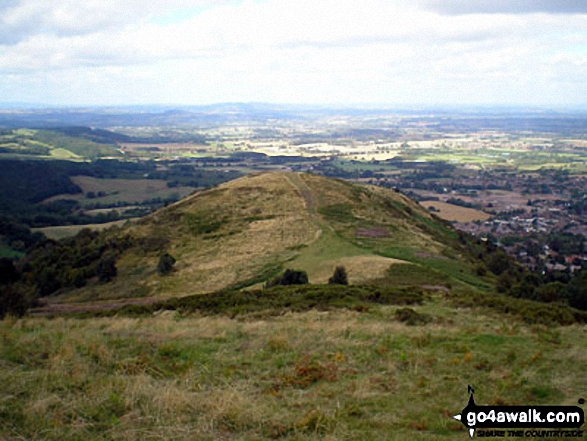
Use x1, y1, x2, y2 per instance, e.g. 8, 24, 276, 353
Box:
0, 129, 121, 159
18, 171, 495, 305
2, 171, 587, 441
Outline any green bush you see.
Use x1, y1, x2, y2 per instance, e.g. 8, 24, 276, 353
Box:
266, 269, 309, 288
97, 254, 117, 283
452, 290, 587, 326
0, 284, 34, 319
328, 266, 348, 285
565, 271, 587, 310
394, 307, 432, 326
157, 253, 176, 275
67, 284, 425, 319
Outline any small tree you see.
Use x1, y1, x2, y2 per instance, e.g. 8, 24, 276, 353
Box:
157, 253, 176, 275
97, 254, 117, 283
266, 269, 309, 288
0, 258, 19, 285
328, 266, 348, 285
0, 284, 33, 319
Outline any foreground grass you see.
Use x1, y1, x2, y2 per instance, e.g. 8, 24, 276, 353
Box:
2, 300, 586, 440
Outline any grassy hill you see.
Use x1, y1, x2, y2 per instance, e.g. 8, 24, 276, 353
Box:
0, 128, 121, 159
3, 171, 587, 440
44, 171, 489, 302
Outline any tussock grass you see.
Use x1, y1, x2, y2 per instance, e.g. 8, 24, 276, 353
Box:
2, 302, 586, 440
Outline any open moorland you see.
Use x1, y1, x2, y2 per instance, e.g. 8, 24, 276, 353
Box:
2, 293, 587, 440
26, 171, 476, 303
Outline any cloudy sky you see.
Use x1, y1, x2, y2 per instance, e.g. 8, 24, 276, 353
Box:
1, 0, 587, 107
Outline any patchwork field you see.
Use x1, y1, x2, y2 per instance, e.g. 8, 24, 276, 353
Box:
120, 142, 207, 157
44, 176, 195, 206
421, 201, 492, 223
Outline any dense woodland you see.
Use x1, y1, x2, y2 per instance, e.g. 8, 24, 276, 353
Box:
0, 159, 242, 227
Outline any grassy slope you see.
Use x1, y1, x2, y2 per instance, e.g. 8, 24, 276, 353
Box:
1, 302, 585, 440
32, 219, 138, 241
33, 130, 121, 159
63, 172, 487, 301
0, 129, 121, 159
5, 173, 585, 440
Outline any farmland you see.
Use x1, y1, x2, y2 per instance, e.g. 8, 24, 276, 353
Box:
420, 201, 492, 223
45, 176, 195, 206
32, 219, 137, 240
2, 106, 587, 263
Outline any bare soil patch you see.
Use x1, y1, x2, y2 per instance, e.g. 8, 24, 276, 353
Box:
356, 227, 390, 238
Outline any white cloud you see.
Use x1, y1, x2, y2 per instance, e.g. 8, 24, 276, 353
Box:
1, 0, 586, 106
420, 0, 587, 15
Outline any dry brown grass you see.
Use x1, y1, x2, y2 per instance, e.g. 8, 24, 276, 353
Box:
421, 200, 491, 222
53, 172, 469, 301
2, 305, 585, 440
302, 255, 407, 284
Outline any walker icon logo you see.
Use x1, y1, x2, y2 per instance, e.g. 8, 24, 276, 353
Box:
453, 386, 585, 438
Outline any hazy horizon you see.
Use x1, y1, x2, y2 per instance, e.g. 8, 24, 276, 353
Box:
1, 102, 587, 114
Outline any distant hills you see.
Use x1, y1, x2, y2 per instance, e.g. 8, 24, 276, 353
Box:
1, 104, 587, 134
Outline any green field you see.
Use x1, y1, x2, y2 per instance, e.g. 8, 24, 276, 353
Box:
32, 219, 138, 240
0, 129, 121, 159
45, 176, 196, 206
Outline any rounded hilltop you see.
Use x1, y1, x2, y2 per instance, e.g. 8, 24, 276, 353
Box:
24, 171, 476, 303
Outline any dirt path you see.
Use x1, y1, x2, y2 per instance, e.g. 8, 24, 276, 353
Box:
283, 172, 317, 213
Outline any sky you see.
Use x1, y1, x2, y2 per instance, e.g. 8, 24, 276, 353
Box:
1, 0, 587, 107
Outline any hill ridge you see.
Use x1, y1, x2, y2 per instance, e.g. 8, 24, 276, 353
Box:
26, 171, 489, 302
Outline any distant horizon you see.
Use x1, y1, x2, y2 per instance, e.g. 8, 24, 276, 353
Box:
1, 101, 587, 113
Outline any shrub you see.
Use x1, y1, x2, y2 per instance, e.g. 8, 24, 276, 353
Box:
535, 282, 566, 303
157, 253, 176, 275
266, 269, 309, 288
97, 254, 117, 283
0, 258, 19, 285
486, 250, 511, 275
565, 271, 587, 310
395, 307, 432, 326
0, 284, 33, 319
328, 266, 349, 285
474, 264, 487, 277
